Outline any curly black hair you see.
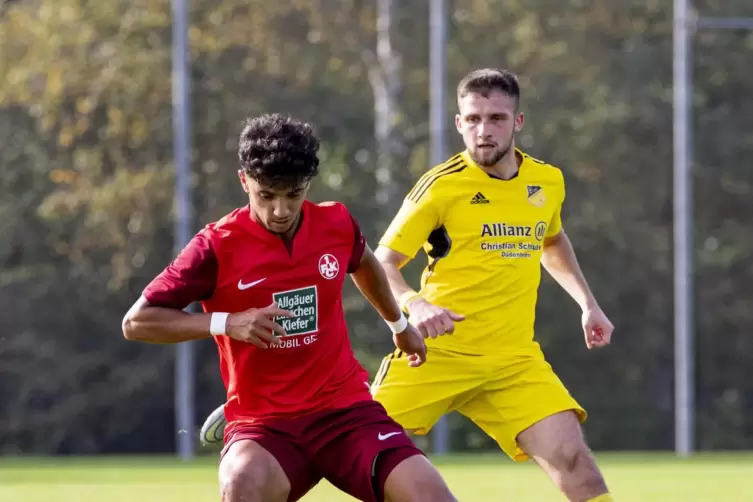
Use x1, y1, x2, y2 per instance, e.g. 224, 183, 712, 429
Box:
238, 113, 320, 189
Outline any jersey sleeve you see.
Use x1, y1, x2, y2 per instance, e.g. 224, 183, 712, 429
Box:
546, 170, 566, 237
378, 186, 441, 259
142, 231, 218, 309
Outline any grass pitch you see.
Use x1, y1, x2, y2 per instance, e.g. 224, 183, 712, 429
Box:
1, 452, 751, 501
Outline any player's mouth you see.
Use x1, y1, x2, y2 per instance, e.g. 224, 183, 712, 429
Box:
477, 143, 495, 149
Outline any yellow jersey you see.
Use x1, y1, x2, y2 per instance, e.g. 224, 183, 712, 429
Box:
379, 149, 566, 356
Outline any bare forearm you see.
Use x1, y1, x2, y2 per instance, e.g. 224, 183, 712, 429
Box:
122, 297, 213, 344
541, 232, 597, 310
373, 245, 417, 301
350, 248, 402, 322
381, 260, 418, 300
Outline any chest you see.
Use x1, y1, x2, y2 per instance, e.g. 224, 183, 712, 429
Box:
443, 179, 559, 248
210, 232, 351, 318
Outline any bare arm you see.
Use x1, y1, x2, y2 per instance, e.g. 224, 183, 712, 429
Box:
123, 296, 292, 348
351, 244, 427, 365
540, 230, 597, 310
541, 229, 614, 348
374, 244, 464, 338
122, 297, 213, 344
350, 245, 403, 322
373, 245, 416, 306
121, 229, 290, 348
123, 231, 220, 344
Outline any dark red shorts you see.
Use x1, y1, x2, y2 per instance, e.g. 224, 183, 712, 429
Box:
220, 399, 424, 502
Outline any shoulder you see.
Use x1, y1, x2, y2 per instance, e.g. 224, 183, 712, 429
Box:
407, 152, 470, 203
309, 201, 359, 235
312, 200, 350, 214
520, 150, 565, 186
201, 206, 252, 244
310, 200, 354, 223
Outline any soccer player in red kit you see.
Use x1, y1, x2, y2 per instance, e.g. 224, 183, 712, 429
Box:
121, 113, 456, 502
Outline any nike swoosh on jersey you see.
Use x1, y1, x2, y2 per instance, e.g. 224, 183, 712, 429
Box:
377, 432, 402, 441
237, 278, 266, 290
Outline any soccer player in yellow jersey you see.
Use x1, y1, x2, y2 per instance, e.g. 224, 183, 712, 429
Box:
372, 68, 615, 502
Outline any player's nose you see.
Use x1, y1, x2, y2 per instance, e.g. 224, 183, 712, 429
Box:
270, 200, 285, 215
476, 121, 491, 138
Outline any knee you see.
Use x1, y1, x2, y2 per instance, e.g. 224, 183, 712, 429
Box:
554, 444, 604, 485
220, 462, 269, 502
219, 451, 288, 502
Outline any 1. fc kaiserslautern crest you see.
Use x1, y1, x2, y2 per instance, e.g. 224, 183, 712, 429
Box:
527, 185, 546, 207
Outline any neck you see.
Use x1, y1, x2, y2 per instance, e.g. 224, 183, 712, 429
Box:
480, 148, 522, 180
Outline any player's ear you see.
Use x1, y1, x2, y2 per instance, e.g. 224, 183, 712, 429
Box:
238, 170, 250, 193
455, 114, 463, 133
514, 112, 525, 133
300, 180, 312, 198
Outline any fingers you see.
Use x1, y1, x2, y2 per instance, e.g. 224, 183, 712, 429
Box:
256, 317, 288, 337
230, 302, 292, 347
245, 334, 272, 350
407, 344, 427, 367
585, 326, 612, 349
418, 313, 456, 339
446, 310, 465, 322
584, 327, 593, 349
593, 328, 611, 347
258, 303, 294, 319
439, 313, 456, 335
582, 318, 595, 348
407, 352, 425, 368
408, 303, 464, 338
427, 317, 446, 339
394, 327, 427, 367
252, 327, 283, 346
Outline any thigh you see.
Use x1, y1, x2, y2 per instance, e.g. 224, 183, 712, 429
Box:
371, 348, 481, 435
456, 355, 586, 462
382, 454, 455, 502
310, 401, 426, 502
221, 424, 320, 502
516, 410, 590, 469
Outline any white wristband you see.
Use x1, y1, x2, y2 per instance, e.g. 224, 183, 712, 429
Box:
384, 311, 408, 334
210, 312, 229, 336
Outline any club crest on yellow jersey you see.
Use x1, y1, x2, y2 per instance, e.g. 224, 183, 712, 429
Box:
527, 185, 546, 207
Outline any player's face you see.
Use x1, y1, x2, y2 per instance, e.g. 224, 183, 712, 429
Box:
455, 91, 524, 167
239, 172, 310, 235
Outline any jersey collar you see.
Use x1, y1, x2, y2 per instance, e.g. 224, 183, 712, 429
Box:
461, 148, 526, 181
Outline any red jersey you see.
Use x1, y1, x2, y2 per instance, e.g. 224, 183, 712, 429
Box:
142, 201, 373, 424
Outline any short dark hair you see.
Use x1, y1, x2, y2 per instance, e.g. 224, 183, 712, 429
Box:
238, 113, 320, 188
456, 68, 520, 106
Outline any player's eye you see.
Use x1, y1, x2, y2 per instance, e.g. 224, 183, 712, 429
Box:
259, 192, 275, 201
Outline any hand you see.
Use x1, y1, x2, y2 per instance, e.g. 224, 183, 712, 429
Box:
393, 323, 427, 367
582, 305, 613, 349
226, 302, 293, 349
406, 297, 465, 339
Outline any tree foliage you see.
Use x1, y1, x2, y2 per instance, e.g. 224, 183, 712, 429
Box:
1, 0, 751, 453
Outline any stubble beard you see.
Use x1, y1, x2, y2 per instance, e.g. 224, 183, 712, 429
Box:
471, 133, 515, 167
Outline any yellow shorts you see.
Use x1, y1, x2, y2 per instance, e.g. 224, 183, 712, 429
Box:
371, 344, 586, 461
